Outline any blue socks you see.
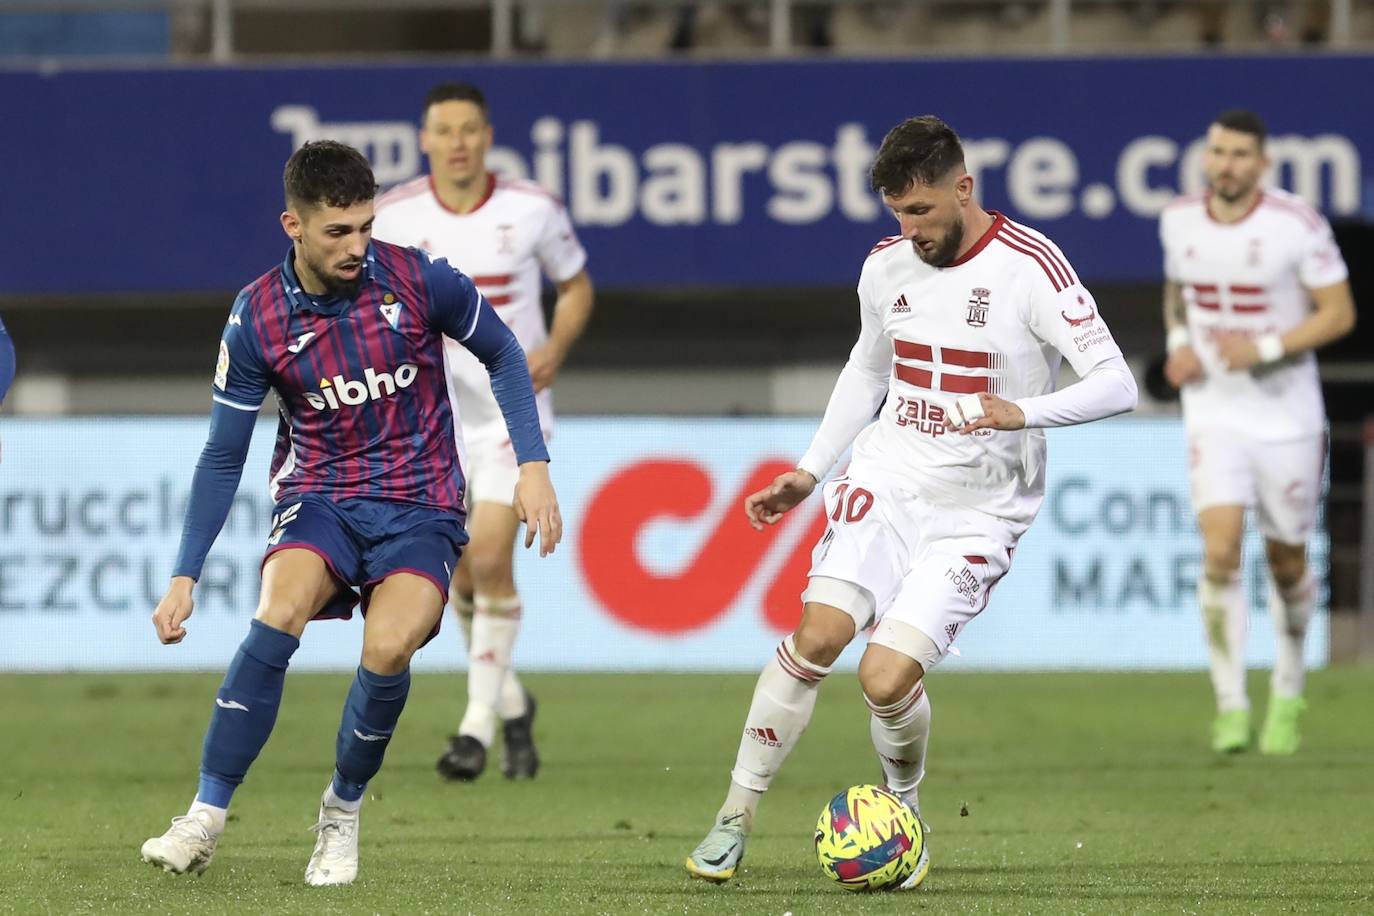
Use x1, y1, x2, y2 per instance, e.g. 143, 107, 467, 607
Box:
330, 666, 411, 803
196, 619, 300, 808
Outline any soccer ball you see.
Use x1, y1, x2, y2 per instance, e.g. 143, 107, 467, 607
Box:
814, 784, 924, 891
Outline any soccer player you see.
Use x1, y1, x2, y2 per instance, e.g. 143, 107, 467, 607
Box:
1159, 109, 1355, 755
372, 81, 593, 782
139, 140, 562, 885
684, 115, 1137, 886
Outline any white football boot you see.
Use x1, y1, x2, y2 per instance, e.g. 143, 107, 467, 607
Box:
684, 811, 748, 882
896, 794, 931, 891
304, 798, 360, 886
140, 810, 220, 875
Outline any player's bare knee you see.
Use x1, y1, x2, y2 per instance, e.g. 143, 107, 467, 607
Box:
1266, 542, 1307, 588
858, 654, 924, 709
794, 579, 872, 666
793, 608, 858, 668
361, 635, 415, 676
449, 576, 474, 610
1202, 541, 1242, 578
253, 600, 314, 637
465, 543, 515, 594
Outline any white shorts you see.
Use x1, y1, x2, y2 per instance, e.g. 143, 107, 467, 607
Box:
803, 475, 1019, 669
1187, 430, 1326, 544
464, 435, 522, 506
446, 340, 553, 507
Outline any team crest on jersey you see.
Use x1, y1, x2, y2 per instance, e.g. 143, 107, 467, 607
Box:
498, 224, 515, 254
379, 292, 402, 330
1060, 294, 1096, 327
966, 288, 990, 327
1248, 237, 1263, 267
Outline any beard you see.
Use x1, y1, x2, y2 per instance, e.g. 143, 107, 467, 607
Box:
301, 251, 362, 299
321, 272, 362, 300
913, 213, 965, 267
1209, 176, 1253, 205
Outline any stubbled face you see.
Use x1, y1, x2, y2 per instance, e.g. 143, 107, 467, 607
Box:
1203, 124, 1267, 204
882, 174, 967, 267
421, 100, 493, 187
282, 200, 374, 298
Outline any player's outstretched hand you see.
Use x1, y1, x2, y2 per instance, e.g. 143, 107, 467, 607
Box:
1164, 345, 1206, 387
514, 461, 563, 557
946, 392, 1026, 435
152, 576, 196, 644
744, 469, 817, 531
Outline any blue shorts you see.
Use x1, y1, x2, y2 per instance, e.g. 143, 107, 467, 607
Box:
261, 495, 468, 634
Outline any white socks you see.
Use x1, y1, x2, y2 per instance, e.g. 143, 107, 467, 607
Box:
187, 799, 227, 834
458, 594, 522, 746
1270, 571, 1315, 699
723, 636, 832, 828
1199, 573, 1248, 712
322, 781, 362, 813
867, 682, 931, 809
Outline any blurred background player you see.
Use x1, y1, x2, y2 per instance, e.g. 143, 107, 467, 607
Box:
373, 81, 593, 782
1159, 109, 1356, 756
684, 115, 1137, 885
139, 140, 562, 885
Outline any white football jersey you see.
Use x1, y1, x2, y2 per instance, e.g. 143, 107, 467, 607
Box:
844, 214, 1123, 531
372, 173, 588, 444
1160, 188, 1348, 441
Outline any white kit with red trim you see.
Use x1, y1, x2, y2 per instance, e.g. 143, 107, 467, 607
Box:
837, 212, 1123, 530
1160, 188, 1348, 441
372, 174, 588, 445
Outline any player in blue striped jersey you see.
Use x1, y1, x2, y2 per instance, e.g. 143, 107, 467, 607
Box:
140, 141, 562, 886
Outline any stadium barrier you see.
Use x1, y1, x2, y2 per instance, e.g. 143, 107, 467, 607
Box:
0, 416, 1327, 672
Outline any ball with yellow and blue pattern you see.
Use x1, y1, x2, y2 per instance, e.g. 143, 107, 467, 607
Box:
814, 784, 924, 891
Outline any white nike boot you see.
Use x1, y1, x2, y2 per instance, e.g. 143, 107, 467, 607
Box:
140, 810, 220, 875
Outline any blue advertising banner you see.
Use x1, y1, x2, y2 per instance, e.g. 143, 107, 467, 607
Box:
0, 416, 1327, 673
3, 57, 1371, 293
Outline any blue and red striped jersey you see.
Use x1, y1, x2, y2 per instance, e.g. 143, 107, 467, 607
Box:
213, 240, 509, 514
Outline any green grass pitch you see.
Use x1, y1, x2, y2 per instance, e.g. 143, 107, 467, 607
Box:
2, 668, 1372, 914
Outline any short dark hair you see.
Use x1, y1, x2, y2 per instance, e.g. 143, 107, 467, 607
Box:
1212, 109, 1267, 147
869, 115, 966, 197
282, 140, 377, 211
423, 81, 489, 123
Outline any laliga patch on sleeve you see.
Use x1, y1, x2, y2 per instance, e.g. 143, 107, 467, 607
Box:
214, 340, 230, 390
954, 394, 985, 426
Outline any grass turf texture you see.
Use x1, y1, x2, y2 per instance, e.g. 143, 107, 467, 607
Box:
2, 669, 1372, 914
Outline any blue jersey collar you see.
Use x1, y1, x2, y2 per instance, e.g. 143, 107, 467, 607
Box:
280, 244, 378, 316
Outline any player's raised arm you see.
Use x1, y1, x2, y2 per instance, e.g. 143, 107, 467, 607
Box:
422, 255, 561, 556
153, 300, 268, 644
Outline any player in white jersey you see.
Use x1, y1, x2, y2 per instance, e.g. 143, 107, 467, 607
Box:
373, 82, 594, 782
684, 116, 1137, 886
1159, 110, 1355, 756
